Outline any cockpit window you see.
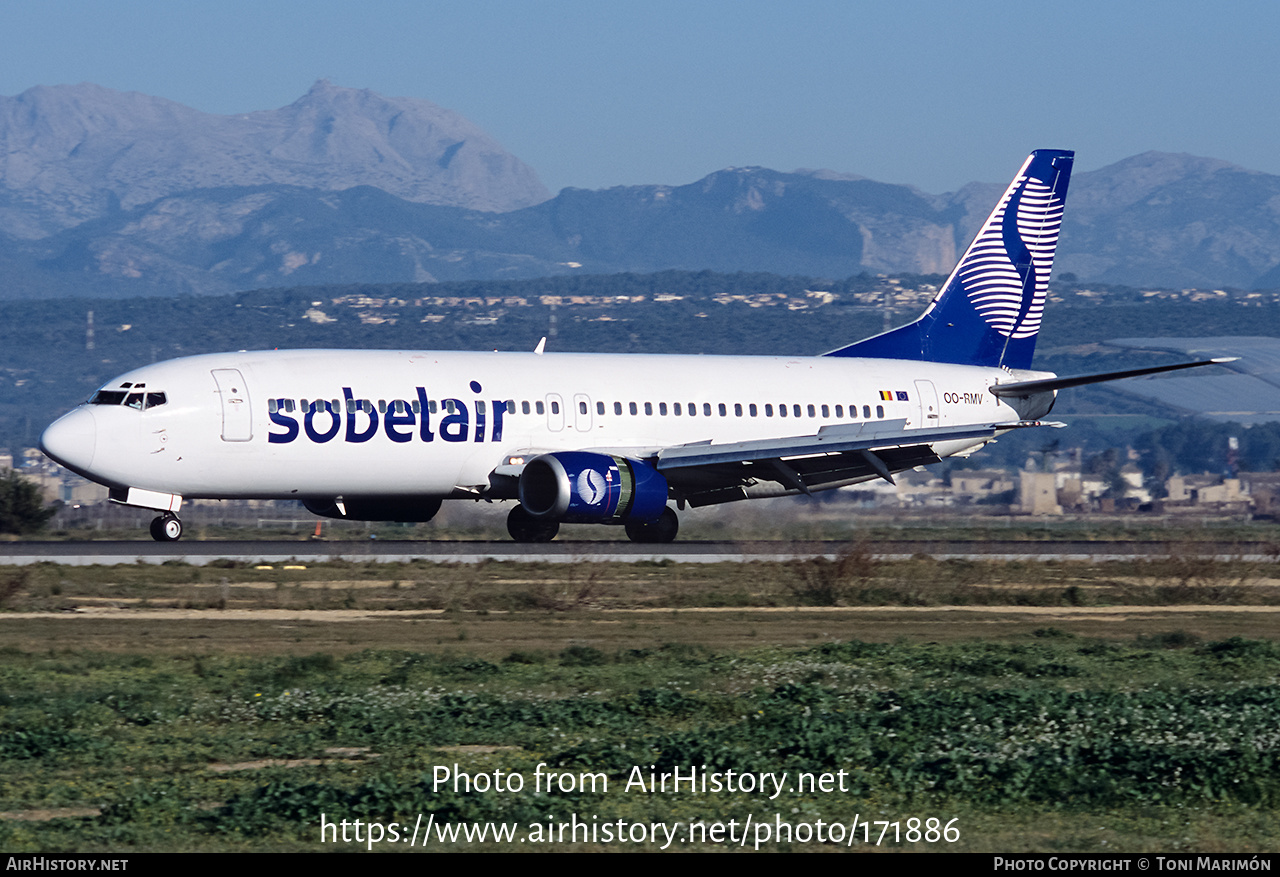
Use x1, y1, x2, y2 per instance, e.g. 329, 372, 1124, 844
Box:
90, 390, 127, 405
89, 389, 167, 409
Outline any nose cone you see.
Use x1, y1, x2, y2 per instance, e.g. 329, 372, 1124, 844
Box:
40, 407, 97, 476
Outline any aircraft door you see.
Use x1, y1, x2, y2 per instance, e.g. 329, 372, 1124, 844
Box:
545, 393, 565, 432
914, 379, 940, 428
573, 393, 593, 432
211, 368, 253, 442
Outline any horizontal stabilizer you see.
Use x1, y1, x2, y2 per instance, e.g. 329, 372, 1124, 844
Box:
989, 357, 1237, 398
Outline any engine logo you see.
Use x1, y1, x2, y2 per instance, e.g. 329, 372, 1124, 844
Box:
577, 469, 608, 505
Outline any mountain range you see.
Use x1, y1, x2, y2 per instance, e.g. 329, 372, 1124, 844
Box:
2, 82, 1280, 298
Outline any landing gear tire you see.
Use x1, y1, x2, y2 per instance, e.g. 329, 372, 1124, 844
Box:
625, 506, 679, 544
150, 514, 183, 542
506, 505, 559, 543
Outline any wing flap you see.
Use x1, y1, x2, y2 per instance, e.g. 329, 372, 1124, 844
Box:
656, 418, 1060, 507
655, 418, 1057, 470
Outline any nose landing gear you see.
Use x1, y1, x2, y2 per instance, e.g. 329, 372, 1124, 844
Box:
149, 513, 183, 542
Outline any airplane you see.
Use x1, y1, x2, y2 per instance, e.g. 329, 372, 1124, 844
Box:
39, 149, 1229, 543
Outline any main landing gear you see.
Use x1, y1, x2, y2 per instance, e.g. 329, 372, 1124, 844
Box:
506, 505, 560, 543
624, 507, 679, 544
149, 513, 183, 542
505, 504, 680, 544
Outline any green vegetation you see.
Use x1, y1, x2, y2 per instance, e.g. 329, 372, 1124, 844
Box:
0, 470, 57, 535
0, 636, 1276, 851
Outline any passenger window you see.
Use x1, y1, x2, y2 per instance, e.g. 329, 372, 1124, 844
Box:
378, 400, 387, 414
268, 399, 278, 414
445, 400, 457, 414
734, 403, 742, 416
362, 400, 374, 414
779, 404, 787, 418
536, 401, 545, 415
863, 405, 871, 418
688, 402, 696, 417
550, 400, 560, 415
793, 404, 802, 418
629, 402, 637, 415
821, 405, 829, 418
718, 403, 727, 416
765, 404, 773, 417
835, 405, 843, 418
876, 405, 884, 418
749, 404, 758, 417
644, 402, 653, 415
578, 401, 587, 415
522, 401, 531, 414
430, 400, 439, 414
674, 403, 682, 416
807, 404, 815, 417
412, 400, 421, 414
506, 400, 515, 414
596, 401, 605, 415
704, 403, 712, 416
614, 402, 622, 415
659, 402, 668, 415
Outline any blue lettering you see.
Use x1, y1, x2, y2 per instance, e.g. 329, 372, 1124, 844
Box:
440, 399, 469, 442
491, 400, 506, 443
343, 387, 378, 443
270, 384, 505, 444
472, 381, 486, 443
415, 387, 435, 442
384, 399, 415, 443
268, 404, 299, 444
304, 401, 341, 443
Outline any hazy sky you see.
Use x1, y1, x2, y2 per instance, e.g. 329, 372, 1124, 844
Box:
3, 0, 1277, 195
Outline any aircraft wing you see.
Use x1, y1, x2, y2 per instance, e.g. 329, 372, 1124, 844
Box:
650, 418, 1060, 507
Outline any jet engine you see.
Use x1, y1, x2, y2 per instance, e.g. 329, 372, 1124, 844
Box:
303, 496, 443, 522
518, 452, 668, 523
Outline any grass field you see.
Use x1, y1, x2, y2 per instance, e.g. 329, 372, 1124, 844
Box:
1, 552, 1278, 853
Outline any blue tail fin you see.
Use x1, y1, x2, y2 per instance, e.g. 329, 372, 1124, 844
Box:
825, 149, 1074, 369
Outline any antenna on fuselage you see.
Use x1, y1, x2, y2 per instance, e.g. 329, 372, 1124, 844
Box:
534, 337, 546, 355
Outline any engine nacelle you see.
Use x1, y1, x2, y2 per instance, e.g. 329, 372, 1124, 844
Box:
303, 496, 443, 522
518, 452, 668, 523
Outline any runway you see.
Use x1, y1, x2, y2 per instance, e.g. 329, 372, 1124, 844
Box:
0, 539, 1275, 566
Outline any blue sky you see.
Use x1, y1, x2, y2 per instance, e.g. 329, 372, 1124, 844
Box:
3, 0, 1277, 195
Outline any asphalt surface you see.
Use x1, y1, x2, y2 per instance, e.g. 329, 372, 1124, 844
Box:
0, 539, 1274, 565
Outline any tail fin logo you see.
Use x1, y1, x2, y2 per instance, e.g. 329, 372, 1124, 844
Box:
822, 149, 1073, 369
959, 163, 1065, 341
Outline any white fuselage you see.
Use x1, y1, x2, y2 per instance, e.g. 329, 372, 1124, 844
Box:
42, 348, 1043, 502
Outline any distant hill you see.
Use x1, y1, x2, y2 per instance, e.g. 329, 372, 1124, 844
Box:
4, 82, 1280, 295
1061, 152, 1280, 288
0, 80, 550, 239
